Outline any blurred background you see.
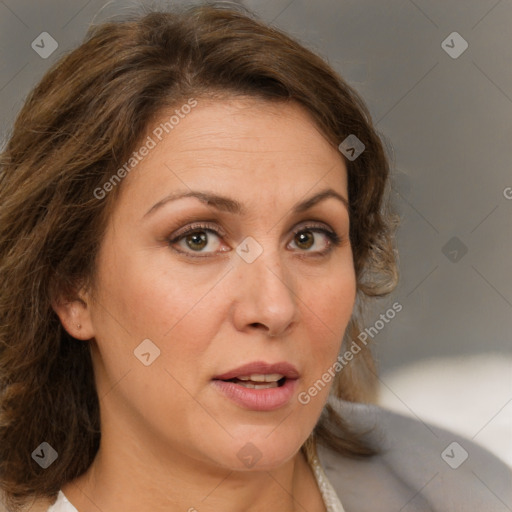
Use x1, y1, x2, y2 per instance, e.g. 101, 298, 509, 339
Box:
1, 0, 511, 467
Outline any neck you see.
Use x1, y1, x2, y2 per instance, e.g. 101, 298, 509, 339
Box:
61, 426, 325, 512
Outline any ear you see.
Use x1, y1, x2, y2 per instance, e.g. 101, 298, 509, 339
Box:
51, 286, 95, 340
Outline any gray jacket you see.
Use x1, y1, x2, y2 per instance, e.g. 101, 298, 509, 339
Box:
317, 397, 512, 511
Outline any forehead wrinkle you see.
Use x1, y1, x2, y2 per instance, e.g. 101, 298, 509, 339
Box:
170, 131, 302, 155
162, 132, 335, 160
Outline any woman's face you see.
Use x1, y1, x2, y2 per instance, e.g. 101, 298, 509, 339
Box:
79, 97, 356, 471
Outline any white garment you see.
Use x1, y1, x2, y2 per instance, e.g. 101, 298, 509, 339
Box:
46, 490, 77, 512
308, 448, 346, 512
46, 450, 345, 512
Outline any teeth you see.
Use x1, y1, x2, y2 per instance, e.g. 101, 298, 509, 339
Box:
237, 381, 279, 389
236, 374, 284, 382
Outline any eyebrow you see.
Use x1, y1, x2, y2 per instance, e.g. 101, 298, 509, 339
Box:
143, 187, 349, 219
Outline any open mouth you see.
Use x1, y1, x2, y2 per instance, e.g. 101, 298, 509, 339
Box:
211, 363, 299, 410
211, 373, 298, 411
222, 376, 287, 389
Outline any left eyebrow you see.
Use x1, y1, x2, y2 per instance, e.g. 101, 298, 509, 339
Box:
143, 187, 349, 219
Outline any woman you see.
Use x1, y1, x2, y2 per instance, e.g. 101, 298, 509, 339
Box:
0, 3, 509, 512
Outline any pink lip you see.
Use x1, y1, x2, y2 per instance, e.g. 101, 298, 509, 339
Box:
211, 378, 298, 411
212, 361, 300, 411
213, 361, 300, 380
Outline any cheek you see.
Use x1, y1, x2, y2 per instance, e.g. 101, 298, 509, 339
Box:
88, 244, 219, 411
94, 241, 214, 341
300, 264, 356, 384
90, 243, 226, 396
304, 265, 356, 335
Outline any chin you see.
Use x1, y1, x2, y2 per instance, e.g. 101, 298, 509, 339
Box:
208, 429, 306, 472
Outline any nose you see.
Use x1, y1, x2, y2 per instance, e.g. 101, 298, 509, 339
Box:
230, 244, 299, 338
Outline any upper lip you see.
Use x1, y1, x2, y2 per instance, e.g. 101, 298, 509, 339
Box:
213, 361, 300, 380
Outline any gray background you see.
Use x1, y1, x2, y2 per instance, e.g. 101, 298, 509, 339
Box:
1, 0, 511, 461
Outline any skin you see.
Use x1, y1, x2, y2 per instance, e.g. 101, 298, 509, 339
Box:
53, 97, 356, 512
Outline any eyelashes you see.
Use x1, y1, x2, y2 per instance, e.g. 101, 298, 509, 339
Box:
166, 221, 343, 259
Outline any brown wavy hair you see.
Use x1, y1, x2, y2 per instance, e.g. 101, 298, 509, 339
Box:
0, 2, 397, 510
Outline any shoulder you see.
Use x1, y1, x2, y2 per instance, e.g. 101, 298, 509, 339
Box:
317, 397, 512, 511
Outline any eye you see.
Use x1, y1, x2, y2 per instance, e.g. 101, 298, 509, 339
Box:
288, 224, 342, 255
168, 222, 227, 256
167, 221, 342, 258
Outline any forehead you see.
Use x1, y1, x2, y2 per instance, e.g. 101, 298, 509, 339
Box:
159, 97, 336, 159
116, 97, 348, 214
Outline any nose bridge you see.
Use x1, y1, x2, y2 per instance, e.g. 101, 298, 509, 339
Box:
233, 235, 298, 334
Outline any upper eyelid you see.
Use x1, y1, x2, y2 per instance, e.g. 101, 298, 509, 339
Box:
169, 222, 229, 244
170, 220, 336, 241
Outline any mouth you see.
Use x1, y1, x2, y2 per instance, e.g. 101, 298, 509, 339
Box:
212, 360, 300, 381
219, 374, 288, 389
211, 361, 300, 411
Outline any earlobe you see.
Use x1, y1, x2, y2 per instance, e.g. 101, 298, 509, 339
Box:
51, 292, 94, 340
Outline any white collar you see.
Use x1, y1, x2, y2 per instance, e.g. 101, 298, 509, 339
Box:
305, 441, 347, 512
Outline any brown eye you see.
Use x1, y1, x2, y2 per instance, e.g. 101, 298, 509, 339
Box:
168, 222, 226, 256
294, 230, 315, 250
185, 231, 208, 251
288, 225, 342, 256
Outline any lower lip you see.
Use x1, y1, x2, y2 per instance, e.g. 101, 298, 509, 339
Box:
211, 378, 298, 411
